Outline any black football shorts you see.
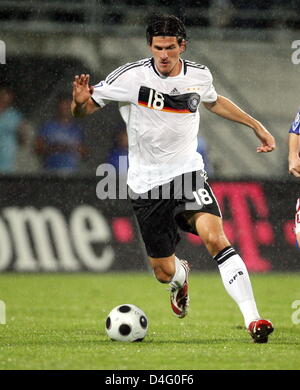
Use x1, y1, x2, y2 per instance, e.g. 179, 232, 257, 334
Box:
130, 170, 221, 258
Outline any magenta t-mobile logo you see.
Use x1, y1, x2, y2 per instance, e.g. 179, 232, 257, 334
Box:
211, 182, 274, 272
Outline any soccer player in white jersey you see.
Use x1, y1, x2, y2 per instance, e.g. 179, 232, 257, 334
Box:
71, 15, 275, 343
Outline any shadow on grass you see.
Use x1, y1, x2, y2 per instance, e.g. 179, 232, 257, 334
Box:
2, 327, 299, 347
3, 336, 294, 347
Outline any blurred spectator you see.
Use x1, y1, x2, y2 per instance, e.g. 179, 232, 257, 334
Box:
35, 93, 87, 173
209, 0, 234, 28
0, 86, 27, 173
197, 135, 214, 176
106, 128, 129, 174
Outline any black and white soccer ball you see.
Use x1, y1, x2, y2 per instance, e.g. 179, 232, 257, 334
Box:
105, 304, 148, 342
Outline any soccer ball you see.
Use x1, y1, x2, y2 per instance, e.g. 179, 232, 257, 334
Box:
105, 304, 148, 342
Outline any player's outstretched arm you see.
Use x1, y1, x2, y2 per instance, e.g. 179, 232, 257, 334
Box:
71, 74, 100, 118
203, 95, 276, 153
288, 133, 300, 177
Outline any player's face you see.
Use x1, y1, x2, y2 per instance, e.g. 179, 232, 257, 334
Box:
149, 36, 185, 77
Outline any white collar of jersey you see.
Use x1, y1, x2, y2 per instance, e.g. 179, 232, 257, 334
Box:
152, 58, 185, 79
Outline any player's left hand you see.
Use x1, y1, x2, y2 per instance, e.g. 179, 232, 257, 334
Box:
72, 74, 94, 106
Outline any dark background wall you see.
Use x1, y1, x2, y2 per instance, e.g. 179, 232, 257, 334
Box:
0, 176, 298, 273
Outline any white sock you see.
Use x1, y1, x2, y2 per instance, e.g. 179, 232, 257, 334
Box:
170, 257, 186, 288
214, 247, 260, 328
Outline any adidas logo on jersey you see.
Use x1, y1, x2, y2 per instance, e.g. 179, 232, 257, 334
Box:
170, 88, 180, 95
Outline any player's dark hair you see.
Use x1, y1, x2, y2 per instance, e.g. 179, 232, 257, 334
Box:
146, 15, 187, 46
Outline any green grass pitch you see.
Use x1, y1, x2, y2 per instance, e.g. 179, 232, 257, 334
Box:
0, 272, 300, 370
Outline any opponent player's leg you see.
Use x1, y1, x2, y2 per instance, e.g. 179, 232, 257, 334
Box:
295, 198, 300, 249
191, 212, 273, 342
149, 254, 190, 318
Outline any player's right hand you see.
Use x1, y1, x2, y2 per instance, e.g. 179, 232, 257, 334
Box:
256, 131, 276, 153
72, 74, 94, 106
289, 158, 300, 177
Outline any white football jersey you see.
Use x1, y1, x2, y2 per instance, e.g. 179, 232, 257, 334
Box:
92, 58, 218, 193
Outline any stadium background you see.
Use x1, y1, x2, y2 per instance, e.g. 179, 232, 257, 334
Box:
0, 0, 299, 273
